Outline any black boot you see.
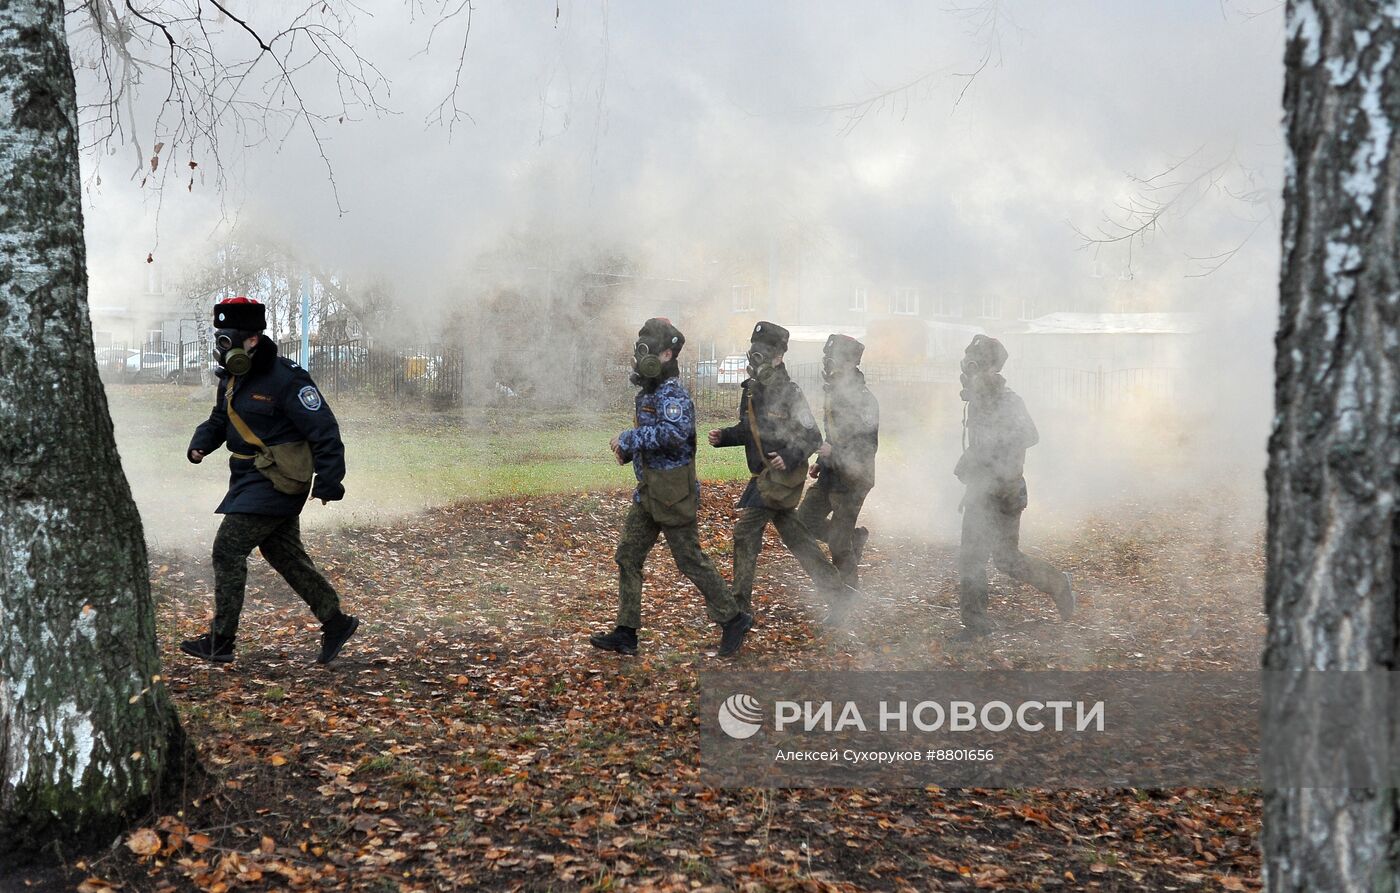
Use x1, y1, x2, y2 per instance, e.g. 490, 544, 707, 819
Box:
852, 527, 869, 567
717, 612, 754, 658
317, 613, 360, 665
180, 632, 235, 663
590, 625, 638, 656
950, 618, 996, 644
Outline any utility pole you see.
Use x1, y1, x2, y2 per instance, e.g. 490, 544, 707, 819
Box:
300, 273, 312, 367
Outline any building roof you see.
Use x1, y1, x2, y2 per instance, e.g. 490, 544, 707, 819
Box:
1016, 312, 1203, 336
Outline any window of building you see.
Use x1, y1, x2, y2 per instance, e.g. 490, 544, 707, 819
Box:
981, 294, 1002, 319
1020, 297, 1037, 321
850, 287, 868, 313
732, 285, 755, 313
894, 287, 920, 316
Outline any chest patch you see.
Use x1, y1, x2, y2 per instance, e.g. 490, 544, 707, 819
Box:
250, 393, 275, 403
298, 386, 323, 411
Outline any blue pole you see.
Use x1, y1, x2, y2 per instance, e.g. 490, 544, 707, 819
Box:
300, 274, 311, 367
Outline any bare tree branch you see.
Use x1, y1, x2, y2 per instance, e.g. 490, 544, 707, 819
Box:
807, 0, 1010, 136
65, 0, 393, 231
1070, 144, 1275, 277
414, 0, 476, 135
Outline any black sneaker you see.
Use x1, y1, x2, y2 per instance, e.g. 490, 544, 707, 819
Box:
589, 625, 638, 656
180, 632, 235, 663
317, 614, 360, 665
717, 612, 754, 658
1053, 573, 1075, 621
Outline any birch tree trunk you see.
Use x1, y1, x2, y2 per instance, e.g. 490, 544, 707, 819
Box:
1265, 2, 1400, 890
0, 0, 189, 858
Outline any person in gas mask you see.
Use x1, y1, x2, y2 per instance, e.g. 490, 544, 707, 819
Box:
709, 322, 849, 619
953, 334, 1073, 640
797, 334, 879, 589
182, 297, 359, 664
590, 318, 754, 657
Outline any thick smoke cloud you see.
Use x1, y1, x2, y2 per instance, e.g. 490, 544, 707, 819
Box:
78, 1, 1282, 315
77, 0, 1283, 548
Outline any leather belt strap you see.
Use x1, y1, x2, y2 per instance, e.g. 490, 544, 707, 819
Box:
225, 376, 268, 452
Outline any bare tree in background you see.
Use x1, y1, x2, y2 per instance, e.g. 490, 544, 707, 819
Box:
174, 230, 390, 342
1265, 2, 1400, 889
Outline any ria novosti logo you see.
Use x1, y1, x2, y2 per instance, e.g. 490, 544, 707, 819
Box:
717, 693, 763, 739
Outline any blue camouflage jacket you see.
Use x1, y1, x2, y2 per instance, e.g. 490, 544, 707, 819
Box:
617, 376, 698, 503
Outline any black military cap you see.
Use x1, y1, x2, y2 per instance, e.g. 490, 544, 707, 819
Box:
750, 321, 789, 353
963, 334, 1008, 373
638, 317, 685, 356
824, 333, 865, 364
214, 297, 266, 332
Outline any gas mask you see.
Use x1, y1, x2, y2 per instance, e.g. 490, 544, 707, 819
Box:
213, 330, 257, 376
958, 335, 1008, 402
821, 353, 853, 384
633, 340, 664, 379
747, 347, 780, 385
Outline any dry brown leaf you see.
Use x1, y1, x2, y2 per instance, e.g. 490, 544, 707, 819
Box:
126, 828, 161, 857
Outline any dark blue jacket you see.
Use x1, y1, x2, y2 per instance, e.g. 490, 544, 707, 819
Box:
617, 375, 699, 504
713, 365, 821, 509
188, 340, 346, 516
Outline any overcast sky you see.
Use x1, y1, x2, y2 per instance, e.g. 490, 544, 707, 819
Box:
73, 0, 1285, 320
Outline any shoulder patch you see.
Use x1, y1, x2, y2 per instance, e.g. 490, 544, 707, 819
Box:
795, 400, 816, 428
298, 385, 323, 411
664, 401, 683, 421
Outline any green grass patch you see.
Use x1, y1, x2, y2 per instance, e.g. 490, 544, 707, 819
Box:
107, 386, 753, 546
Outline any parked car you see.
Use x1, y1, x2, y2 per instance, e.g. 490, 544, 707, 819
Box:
125, 351, 181, 382
717, 354, 748, 386
96, 348, 137, 378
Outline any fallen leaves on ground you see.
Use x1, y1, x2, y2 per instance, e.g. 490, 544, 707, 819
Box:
83, 480, 1265, 892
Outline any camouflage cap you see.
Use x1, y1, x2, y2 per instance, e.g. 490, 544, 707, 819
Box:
750, 321, 789, 353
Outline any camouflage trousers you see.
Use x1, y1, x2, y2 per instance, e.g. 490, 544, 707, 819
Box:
731, 506, 844, 615
796, 476, 870, 586
614, 503, 738, 629
957, 494, 1064, 632
212, 513, 342, 640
